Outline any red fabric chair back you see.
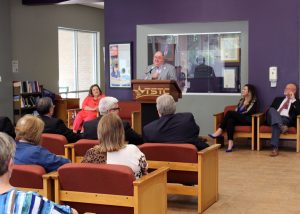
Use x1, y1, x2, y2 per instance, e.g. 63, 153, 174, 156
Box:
10, 164, 46, 189
40, 133, 68, 155
139, 143, 198, 185
58, 163, 135, 214
118, 101, 141, 125
74, 139, 99, 156
224, 105, 236, 115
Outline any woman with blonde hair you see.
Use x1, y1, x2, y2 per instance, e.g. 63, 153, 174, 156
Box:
14, 115, 70, 172
82, 113, 147, 179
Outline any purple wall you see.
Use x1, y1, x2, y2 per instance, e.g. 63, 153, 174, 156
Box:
105, 0, 300, 109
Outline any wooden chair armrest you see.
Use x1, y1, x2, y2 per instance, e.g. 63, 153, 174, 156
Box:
255, 112, 265, 125
253, 112, 264, 118
133, 166, 169, 186
213, 112, 224, 117
197, 143, 220, 213
42, 171, 58, 179
133, 167, 168, 214
198, 144, 221, 155
64, 144, 74, 149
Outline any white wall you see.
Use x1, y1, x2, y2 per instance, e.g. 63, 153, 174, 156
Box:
10, 0, 105, 94
0, 0, 13, 118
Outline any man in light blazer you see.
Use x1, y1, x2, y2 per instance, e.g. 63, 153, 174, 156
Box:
145, 51, 177, 81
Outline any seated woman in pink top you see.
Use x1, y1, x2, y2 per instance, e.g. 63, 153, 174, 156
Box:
73, 84, 105, 133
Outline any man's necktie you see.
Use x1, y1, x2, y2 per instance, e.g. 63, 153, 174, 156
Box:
278, 98, 290, 113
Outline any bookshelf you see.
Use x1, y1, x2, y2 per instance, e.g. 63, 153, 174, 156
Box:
13, 81, 42, 124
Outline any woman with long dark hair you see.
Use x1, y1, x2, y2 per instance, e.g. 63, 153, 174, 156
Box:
209, 84, 258, 152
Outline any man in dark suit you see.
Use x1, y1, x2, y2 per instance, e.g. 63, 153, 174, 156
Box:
0, 116, 15, 138
83, 96, 144, 145
267, 83, 300, 156
37, 97, 81, 143
194, 57, 216, 78
143, 94, 209, 150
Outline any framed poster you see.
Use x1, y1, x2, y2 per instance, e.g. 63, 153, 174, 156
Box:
158, 43, 176, 61
109, 42, 132, 88
220, 37, 240, 62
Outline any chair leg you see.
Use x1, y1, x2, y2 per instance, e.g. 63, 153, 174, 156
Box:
257, 137, 261, 151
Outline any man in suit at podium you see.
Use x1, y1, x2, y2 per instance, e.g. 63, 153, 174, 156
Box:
143, 94, 208, 150
145, 51, 177, 81
83, 96, 144, 145
37, 97, 82, 143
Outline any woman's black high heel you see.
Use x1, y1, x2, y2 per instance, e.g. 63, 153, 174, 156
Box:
226, 145, 235, 152
208, 133, 223, 139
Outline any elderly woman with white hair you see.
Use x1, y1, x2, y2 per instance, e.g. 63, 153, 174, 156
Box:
0, 132, 77, 213
83, 96, 144, 145
143, 94, 209, 150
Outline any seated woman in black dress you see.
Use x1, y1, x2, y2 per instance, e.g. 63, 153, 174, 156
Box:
209, 84, 258, 152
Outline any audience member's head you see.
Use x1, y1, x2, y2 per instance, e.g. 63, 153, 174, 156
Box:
15, 115, 44, 145
88, 84, 103, 97
97, 113, 125, 152
98, 96, 120, 115
0, 132, 16, 177
284, 83, 298, 98
156, 94, 176, 117
36, 97, 54, 116
153, 51, 165, 67
243, 84, 257, 101
0, 116, 16, 138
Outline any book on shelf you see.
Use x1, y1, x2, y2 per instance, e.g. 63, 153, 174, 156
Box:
13, 96, 20, 101
13, 80, 41, 94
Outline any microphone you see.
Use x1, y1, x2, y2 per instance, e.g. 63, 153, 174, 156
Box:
145, 66, 155, 75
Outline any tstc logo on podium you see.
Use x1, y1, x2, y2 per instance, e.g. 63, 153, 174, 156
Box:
133, 86, 170, 99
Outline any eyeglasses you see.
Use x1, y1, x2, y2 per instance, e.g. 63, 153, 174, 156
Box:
109, 107, 120, 111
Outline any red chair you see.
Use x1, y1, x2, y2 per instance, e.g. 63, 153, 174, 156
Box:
64, 139, 98, 162
139, 143, 220, 213
40, 133, 68, 157
10, 164, 52, 200
213, 105, 256, 150
256, 113, 300, 152
118, 101, 141, 134
118, 101, 141, 125
53, 163, 168, 214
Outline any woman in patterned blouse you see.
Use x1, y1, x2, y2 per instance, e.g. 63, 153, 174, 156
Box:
82, 113, 148, 179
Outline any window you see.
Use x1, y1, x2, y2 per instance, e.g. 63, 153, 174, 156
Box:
147, 33, 241, 93
58, 28, 100, 104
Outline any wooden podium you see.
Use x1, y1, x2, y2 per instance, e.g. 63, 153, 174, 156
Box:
131, 80, 182, 128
